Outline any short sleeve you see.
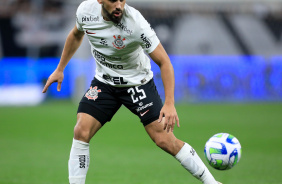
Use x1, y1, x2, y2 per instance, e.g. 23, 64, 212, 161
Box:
136, 11, 160, 53
76, 2, 85, 32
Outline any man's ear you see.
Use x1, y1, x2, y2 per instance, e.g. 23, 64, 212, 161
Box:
97, 0, 103, 4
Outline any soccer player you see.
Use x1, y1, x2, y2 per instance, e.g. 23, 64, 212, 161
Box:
42, 0, 222, 183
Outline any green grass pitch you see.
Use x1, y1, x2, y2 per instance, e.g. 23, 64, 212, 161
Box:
1, 101, 282, 184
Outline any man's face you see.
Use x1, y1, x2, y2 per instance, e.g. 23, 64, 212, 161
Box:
98, 0, 126, 24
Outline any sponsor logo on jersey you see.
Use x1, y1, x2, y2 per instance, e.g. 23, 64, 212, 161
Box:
93, 49, 106, 62
85, 86, 101, 101
112, 35, 126, 50
93, 49, 122, 61
82, 16, 99, 22
136, 102, 153, 112
93, 49, 123, 69
141, 33, 152, 49
100, 39, 108, 46
102, 74, 128, 85
86, 30, 96, 35
115, 22, 133, 35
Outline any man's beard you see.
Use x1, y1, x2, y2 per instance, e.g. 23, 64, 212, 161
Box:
102, 5, 123, 24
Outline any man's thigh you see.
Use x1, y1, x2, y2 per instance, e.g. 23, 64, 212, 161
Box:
77, 78, 122, 126
74, 112, 102, 142
117, 79, 163, 126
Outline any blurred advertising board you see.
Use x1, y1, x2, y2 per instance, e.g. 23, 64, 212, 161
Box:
0, 56, 281, 105
153, 56, 282, 102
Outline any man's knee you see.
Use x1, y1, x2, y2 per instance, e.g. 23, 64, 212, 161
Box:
73, 123, 92, 142
73, 113, 102, 143
154, 135, 184, 156
154, 136, 171, 151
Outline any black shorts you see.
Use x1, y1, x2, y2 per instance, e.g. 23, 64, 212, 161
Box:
77, 78, 163, 126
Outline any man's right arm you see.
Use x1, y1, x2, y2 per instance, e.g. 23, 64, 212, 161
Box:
42, 26, 84, 93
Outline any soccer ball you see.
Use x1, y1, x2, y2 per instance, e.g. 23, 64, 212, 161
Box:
204, 133, 242, 170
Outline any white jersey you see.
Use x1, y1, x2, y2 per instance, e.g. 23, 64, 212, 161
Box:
76, 0, 160, 86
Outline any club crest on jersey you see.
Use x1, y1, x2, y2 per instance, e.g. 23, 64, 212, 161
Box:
112, 35, 126, 50
85, 86, 101, 101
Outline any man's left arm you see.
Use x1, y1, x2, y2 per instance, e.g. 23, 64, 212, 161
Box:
149, 43, 180, 133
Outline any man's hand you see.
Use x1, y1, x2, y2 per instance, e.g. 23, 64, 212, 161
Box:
42, 69, 64, 93
158, 103, 180, 133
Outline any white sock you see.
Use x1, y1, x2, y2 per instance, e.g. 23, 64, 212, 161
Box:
68, 139, 90, 184
175, 143, 217, 184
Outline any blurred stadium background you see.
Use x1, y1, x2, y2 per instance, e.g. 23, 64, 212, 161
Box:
1, 0, 282, 104
1, 0, 282, 184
